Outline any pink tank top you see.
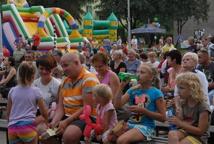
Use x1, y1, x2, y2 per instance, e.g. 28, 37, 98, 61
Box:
98, 70, 111, 84
96, 102, 118, 129
167, 67, 178, 88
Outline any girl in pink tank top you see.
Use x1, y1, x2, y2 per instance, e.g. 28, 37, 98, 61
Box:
97, 70, 111, 84
93, 84, 118, 143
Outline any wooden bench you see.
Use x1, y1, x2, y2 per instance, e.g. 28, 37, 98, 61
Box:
0, 99, 7, 118
0, 99, 7, 106
209, 125, 214, 133
80, 137, 168, 144
150, 136, 168, 144
155, 121, 214, 144
0, 119, 8, 144
155, 121, 169, 136
1, 120, 211, 144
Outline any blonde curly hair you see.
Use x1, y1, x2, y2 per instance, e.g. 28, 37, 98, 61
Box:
176, 72, 204, 103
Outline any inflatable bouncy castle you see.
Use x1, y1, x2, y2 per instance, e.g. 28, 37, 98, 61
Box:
2, 1, 119, 54
2, 0, 84, 54
82, 12, 118, 42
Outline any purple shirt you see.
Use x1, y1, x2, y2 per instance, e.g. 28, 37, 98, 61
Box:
8, 85, 42, 126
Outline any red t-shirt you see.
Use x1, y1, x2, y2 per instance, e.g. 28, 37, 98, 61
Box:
33, 34, 41, 46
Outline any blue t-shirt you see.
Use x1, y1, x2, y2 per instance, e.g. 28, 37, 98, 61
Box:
127, 87, 163, 128
125, 59, 141, 74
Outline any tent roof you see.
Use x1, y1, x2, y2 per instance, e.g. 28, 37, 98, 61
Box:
131, 25, 166, 34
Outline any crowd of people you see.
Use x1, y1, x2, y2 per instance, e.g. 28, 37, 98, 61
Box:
0, 33, 214, 144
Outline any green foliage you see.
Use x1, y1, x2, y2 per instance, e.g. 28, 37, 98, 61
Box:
96, 0, 156, 30
97, 0, 209, 35
28, 0, 94, 23
159, 0, 209, 34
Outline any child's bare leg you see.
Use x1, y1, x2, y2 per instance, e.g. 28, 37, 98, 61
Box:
168, 130, 185, 144
117, 128, 145, 144
24, 137, 38, 144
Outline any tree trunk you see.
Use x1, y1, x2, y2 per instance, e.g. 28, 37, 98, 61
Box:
176, 19, 187, 47
180, 20, 187, 35
177, 20, 181, 35
177, 19, 187, 35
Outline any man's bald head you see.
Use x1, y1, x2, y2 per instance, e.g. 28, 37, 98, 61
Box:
60, 52, 82, 79
62, 52, 80, 62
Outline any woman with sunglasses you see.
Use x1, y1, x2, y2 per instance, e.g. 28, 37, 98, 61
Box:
91, 52, 120, 106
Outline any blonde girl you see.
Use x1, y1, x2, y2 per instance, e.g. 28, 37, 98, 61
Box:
115, 64, 166, 144
93, 84, 118, 143
7, 62, 48, 144
168, 72, 210, 144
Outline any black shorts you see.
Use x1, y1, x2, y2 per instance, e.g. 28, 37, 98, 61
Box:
32, 45, 37, 50
71, 119, 86, 131
63, 115, 95, 131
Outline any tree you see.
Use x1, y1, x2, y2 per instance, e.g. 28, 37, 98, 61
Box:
97, 0, 209, 35
96, 0, 156, 30
28, 0, 94, 23
158, 0, 209, 35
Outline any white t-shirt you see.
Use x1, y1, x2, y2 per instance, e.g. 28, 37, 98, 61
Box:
33, 77, 61, 108
13, 49, 26, 62
117, 38, 122, 46
131, 38, 138, 49
148, 61, 160, 69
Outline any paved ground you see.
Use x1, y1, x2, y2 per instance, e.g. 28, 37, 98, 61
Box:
0, 109, 7, 144
0, 131, 7, 144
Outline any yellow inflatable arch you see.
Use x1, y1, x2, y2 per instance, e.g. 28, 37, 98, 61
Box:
7, 0, 29, 8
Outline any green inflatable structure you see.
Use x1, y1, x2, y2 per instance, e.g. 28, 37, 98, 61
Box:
82, 12, 118, 42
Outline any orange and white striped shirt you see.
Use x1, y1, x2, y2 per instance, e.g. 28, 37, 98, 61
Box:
60, 67, 99, 116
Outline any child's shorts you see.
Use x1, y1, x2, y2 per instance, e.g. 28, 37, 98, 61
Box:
178, 129, 203, 144
128, 123, 155, 141
186, 136, 202, 144
8, 121, 37, 144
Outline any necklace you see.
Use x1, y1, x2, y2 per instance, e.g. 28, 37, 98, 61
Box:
114, 61, 121, 69
98, 70, 108, 81
98, 75, 104, 80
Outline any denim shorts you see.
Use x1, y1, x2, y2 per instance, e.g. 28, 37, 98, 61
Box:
128, 123, 155, 140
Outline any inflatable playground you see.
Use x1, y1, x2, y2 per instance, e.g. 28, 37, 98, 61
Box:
2, 0, 119, 55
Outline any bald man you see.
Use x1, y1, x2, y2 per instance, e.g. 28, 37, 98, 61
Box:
50, 52, 99, 144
